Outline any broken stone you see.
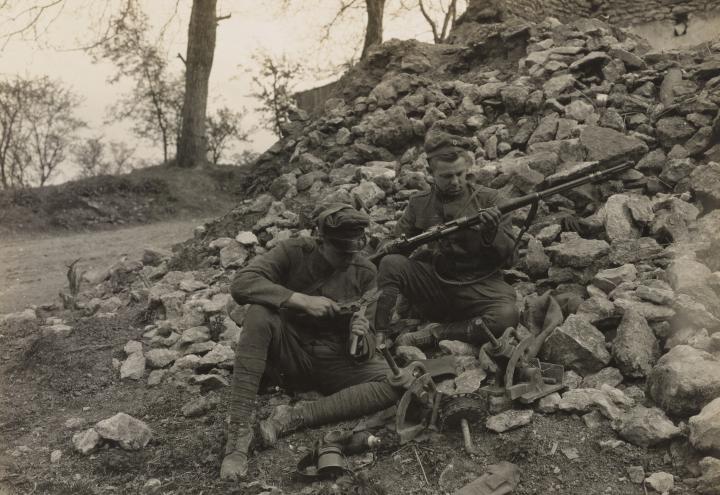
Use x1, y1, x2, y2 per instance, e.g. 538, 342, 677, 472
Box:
438, 340, 476, 356
541, 314, 610, 375
613, 298, 675, 323
645, 472, 674, 494
557, 386, 633, 421
594, 264, 637, 293
691, 162, 720, 207
219, 242, 249, 269
697, 457, 720, 494
485, 410, 534, 433
142, 248, 172, 267
190, 374, 230, 393
603, 194, 642, 243
454, 368, 487, 394
537, 392, 561, 413
612, 310, 659, 378
569, 51, 610, 72
647, 345, 720, 417
145, 349, 180, 369
120, 352, 145, 380
72, 428, 102, 455
627, 466, 645, 484
235, 231, 259, 246
199, 343, 235, 368
523, 238, 550, 277
576, 296, 617, 327
689, 397, 720, 454
580, 125, 648, 163
147, 369, 168, 386
636, 285, 675, 306
564, 100, 595, 123
179, 326, 210, 345
609, 237, 665, 265
94, 413, 152, 450
41, 324, 73, 338
545, 233, 610, 269
181, 393, 220, 418
656, 116, 696, 148
581, 367, 623, 389
615, 406, 681, 447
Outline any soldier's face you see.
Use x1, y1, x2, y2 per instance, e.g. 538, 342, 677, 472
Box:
319, 239, 356, 269
431, 156, 469, 197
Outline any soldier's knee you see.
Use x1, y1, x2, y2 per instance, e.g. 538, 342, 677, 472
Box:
243, 304, 281, 337
484, 302, 520, 334
378, 254, 411, 280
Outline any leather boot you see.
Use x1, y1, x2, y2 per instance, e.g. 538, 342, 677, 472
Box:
395, 320, 479, 348
258, 405, 305, 448
395, 323, 442, 348
220, 423, 255, 481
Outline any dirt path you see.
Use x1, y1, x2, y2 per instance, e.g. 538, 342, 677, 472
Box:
0, 219, 207, 314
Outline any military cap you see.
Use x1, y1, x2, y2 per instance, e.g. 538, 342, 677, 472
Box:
423, 129, 475, 163
313, 203, 370, 252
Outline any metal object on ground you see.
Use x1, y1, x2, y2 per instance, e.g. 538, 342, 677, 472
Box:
296, 444, 350, 480
474, 318, 564, 404
453, 461, 520, 495
440, 393, 488, 455
378, 344, 441, 444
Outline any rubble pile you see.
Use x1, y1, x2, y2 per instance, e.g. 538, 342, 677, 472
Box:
3, 14, 720, 492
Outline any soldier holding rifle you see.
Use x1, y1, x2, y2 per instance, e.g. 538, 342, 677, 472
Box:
374, 132, 520, 348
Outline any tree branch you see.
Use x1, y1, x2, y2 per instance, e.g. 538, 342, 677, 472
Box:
417, 0, 439, 43
321, 0, 361, 42
177, 52, 186, 66
216, 13, 231, 22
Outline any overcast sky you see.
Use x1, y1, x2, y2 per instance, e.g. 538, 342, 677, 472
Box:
0, 0, 463, 183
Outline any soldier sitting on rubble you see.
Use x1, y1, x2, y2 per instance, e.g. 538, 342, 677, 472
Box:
220, 203, 402, 481
374, 131, 519, 348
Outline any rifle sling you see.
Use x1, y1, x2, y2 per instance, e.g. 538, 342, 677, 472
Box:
512, 199, 539, 255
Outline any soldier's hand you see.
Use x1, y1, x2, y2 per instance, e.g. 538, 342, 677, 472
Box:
350, 312, 370, 338
477, 207, 501, 241
286, 293, 340, 318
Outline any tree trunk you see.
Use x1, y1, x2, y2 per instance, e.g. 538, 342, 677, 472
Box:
360, 0, 385, 59
176, 0, 217, 168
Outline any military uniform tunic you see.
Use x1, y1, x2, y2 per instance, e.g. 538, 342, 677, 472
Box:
230, 237, 390, 394
376, 183, 519, 338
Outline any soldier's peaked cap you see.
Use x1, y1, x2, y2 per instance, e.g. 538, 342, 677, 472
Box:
424, 130, 475, 157
313, 203, 370, 253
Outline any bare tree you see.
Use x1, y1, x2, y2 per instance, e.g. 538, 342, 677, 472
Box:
96, 3, 183, 165
0, 1, 218, 170
232, 149, 260, 168
361, 0, 385, 58
21, 77, 84, 185
74, 136, 105, 178
0, 75, 84, 187
176, 0, 230, 168
321, 0, 386, 59
206, 107, 250, 165
251, 54, 303, 139
0, 77, 32, 188
73, 135, 136, 177
109, 141, 135, 173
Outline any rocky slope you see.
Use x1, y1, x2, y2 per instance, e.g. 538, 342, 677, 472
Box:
4, 15, 720, 494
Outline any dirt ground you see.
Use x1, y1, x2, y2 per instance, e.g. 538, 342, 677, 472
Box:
0, 218, 210, 314
0, 302, 701, 495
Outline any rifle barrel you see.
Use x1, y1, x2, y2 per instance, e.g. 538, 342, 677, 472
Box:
497, 161, 634, 214
372, 161, 634, 260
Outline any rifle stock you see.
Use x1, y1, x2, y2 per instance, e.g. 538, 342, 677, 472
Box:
369, 161, 634, 264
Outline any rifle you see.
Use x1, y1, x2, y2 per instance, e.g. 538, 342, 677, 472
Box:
369, 161, 635, 265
